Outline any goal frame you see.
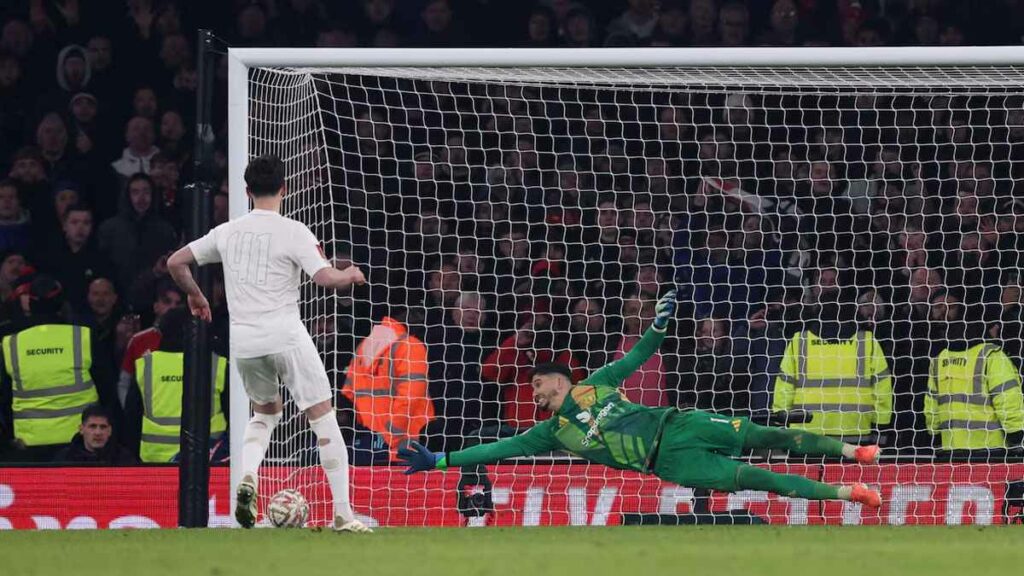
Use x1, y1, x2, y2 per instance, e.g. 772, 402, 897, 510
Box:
225, 45, 1024, 526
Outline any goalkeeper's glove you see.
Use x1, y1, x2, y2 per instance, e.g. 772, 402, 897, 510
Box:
652, 289, 677, 330
397, 441, 445, 475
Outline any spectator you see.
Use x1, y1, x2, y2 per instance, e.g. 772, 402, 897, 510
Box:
482, 311, 585, 429
83, 277, 124, 416
117, 279, 183, 410
52, 181, 83, 224
212, 189, 228, 226
718, 1, 750, 46
615, 294, 673, 407
51, 404, 138, 465
997, 272, 1024, 365
110, 116, 159, 184
755, 0, 802, 46
149, 154, 182, 230
606, 0, 660, 45
131, 86, 159, 120
650, 1, 689, 46
678, 315, 746, 411
233, 2, 272, 46
689, 0, 719, 45
562, 6, 596, 47
0, 180, 31, 252
35, 113, 81, 183
157, 110, 188, 164
425, 291, 496, 451
67, 92, 110, 164
97, 172, 178, 290
415, 0, 462, 46
34, 203, 115, 314
569, 296, 613, 370
0, 52, 28, 163
0, 251, 27, 303
52, 44, 91, 110
523, 6, 557, 47
84, 36, 116, 103
737, 302, 790, 413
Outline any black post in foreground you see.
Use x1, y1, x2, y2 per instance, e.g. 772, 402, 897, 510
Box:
179, 28, 219, 528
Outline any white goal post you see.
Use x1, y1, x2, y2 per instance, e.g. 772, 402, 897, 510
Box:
227, 47, 1024, 527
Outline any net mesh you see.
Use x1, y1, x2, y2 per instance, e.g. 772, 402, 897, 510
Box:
241, 64, 1024, 526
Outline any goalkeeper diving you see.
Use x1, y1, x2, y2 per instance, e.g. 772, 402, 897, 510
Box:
399, 289, 883, 508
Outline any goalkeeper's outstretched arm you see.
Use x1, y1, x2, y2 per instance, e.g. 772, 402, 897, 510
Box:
398, 420, 560, 474
585, 289, 675, 387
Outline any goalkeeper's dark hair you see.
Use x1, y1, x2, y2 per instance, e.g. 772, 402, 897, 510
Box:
531, 362, 576, 385
244, 154, 285, 197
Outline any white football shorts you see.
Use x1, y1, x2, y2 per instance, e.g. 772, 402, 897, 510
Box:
234, 335, 332, 411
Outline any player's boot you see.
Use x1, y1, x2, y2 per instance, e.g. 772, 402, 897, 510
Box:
850, 483, 882, 509
853, 444, 881, 464
333, 516, 373, 534
235, 474, 258, 529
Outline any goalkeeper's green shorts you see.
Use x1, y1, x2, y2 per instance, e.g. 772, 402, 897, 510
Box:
651, 410, 752, 492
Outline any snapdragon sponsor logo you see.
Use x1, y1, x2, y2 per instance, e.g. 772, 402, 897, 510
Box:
580, 403, 615, 447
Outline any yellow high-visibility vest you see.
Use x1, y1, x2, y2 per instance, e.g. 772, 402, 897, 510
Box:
772, 330, 892, 436
2, 324, 99, 446
134, 351, 227, 463
925, 343, 1024, 450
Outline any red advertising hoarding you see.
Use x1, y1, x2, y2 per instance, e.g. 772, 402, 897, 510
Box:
1, 464, 1021, 529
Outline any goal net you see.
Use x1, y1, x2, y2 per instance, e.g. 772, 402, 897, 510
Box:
232, 50, 1024, 527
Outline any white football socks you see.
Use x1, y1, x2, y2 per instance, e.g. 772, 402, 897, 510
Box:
241, 411, 282, 487
309, 412, 355, 523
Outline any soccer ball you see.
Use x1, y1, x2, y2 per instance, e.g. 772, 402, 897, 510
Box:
266, 489, 309, 528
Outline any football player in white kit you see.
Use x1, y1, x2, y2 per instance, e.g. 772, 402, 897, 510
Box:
167, 154, 371, 533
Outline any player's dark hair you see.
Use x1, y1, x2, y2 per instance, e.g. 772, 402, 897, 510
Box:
531, 362, 575, 384
244, 154, 285, 197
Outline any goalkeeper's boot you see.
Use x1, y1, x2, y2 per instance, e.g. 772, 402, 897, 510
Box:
235, 474, 258, 529
333, 516, 373, 534
850, 483, 882, 509
854, 444, 881, 465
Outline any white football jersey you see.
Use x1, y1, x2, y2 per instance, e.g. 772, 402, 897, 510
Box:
188, 208, 330, 358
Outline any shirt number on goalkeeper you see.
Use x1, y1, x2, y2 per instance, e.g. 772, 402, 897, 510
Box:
227, 231, 271, 285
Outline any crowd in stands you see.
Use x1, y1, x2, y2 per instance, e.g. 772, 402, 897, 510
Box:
2, 0, 1024, 464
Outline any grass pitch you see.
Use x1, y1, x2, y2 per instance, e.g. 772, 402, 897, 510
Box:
1, 526, 1018, 576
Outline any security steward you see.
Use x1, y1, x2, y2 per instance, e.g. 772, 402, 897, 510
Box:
128, 307, 227, 463
772, 290, 893, 440
1, 275, 99, 461
342, 307, 433, 462
925, 299, 1024, 452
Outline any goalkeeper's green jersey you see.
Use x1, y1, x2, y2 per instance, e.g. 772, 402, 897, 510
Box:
444, 325, 670, 473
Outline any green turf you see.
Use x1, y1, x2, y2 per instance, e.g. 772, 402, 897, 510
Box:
1, 526, 1019, 576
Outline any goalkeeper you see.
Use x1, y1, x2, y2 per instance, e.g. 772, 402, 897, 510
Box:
399, 290, 882, 508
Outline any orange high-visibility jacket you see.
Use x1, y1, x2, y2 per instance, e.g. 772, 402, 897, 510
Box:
342, 317, 434, 460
